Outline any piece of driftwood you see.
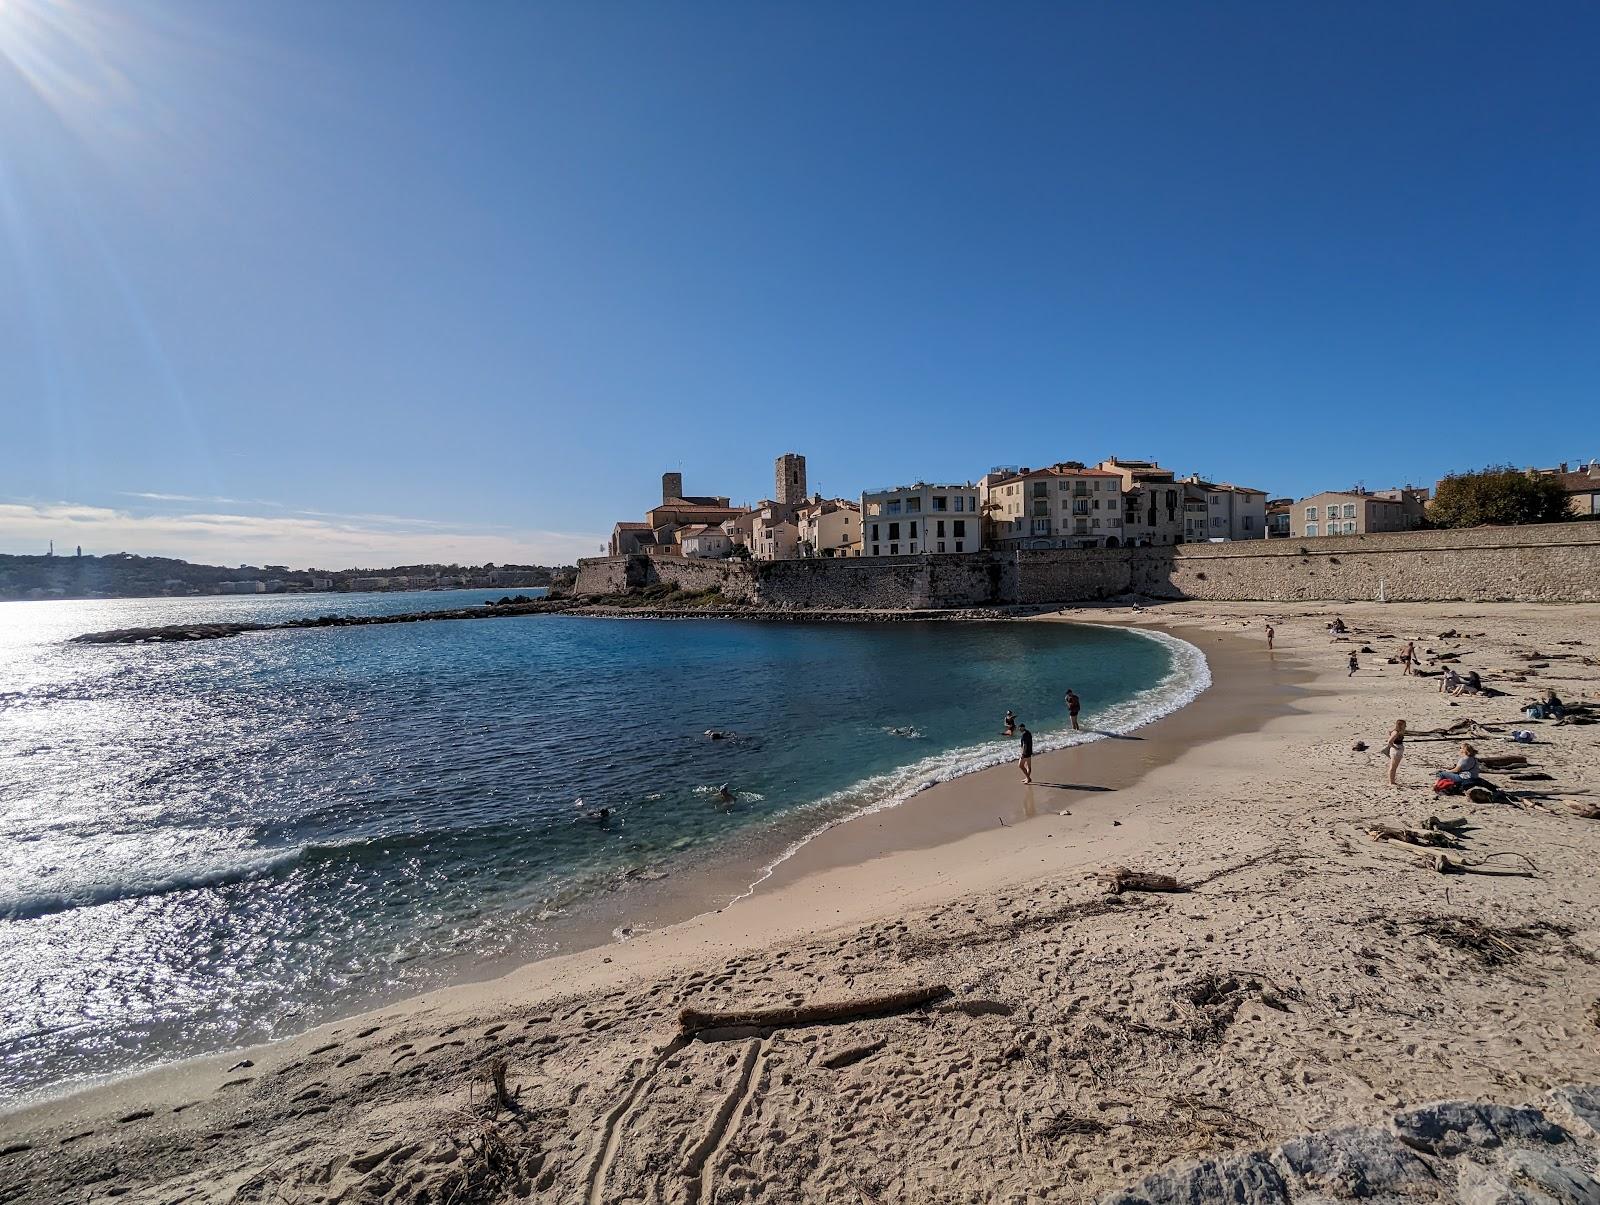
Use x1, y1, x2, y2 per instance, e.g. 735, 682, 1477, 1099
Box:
1567, 800, 1600, 820
1097, 867, 1189, 895
1365, 824, 1461, 849
1481, 754, 1531, 770
679, 985, 950, 1035
1379, 840, 1536, 877
1425, 814, 1471, 834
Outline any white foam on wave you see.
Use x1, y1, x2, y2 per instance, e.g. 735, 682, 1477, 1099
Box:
724, 625, 1212, 906
0, 836, 307, 922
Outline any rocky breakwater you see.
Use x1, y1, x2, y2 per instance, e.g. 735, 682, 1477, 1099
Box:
69, 597, 575, 645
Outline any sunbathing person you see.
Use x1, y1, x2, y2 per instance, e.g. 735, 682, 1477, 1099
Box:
1437, 743, 1482, 788
1440, 668, 1462, 694
1450, 670, 1482, 697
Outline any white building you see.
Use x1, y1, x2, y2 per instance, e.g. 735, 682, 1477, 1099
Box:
979, 464, 1125, 549
860, 483, 982, 556
796, 497, 861, 557
678, 524, 733, 559
1181, 476, 1268, 541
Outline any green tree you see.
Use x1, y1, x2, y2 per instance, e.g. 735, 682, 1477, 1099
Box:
1429, 465, 1570, 528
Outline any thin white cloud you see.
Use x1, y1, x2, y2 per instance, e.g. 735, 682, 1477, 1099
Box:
0, 503, 603, 568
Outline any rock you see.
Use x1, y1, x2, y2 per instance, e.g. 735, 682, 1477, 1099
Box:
1547, 1086, 1600, 1140
1393, 1101, 1568, 1156
1100, 1151, 1288, 1205
1274, 1125, 1437, 1198
1456, 1162, 1549, 1205
1502, 1151, 1600, 1205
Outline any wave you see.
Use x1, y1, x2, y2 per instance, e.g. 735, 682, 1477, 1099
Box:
728, 625, 1211, 904
1, 846, 307, 923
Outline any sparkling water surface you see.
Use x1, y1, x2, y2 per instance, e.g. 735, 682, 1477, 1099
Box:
0, 591, 1204, 1102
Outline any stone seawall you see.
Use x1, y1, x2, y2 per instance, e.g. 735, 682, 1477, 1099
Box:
573, 522, 1600, 608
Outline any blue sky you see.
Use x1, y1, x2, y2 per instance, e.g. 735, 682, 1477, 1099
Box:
2, 1, 1596, 567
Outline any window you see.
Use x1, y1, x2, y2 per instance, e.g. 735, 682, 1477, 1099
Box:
1306, 523, 1318, 537
1032, 500, 1049, 517
1212, 517, 1224, 528
890, 543, 899, 555
887, 500, 901, 514
954, 541, 963, 552
888, 522, 900, 540
954, 496, 965, 512
1032, 481, 1048, 499
871, 523, 879, 541
1210, 495, 1221, 506
1343, 504, 1356, 519
907, 497, 921, 512
1072, 500, 1089, 516
1243, 516, 1253, 530
933, 496, 947, 511
953, 520, 966, 537
1344, 521, 1356, 534
873, 545, 880, 556
936, 520, 946, 537
1305, 506, 1319, 520
937, 541, 946, 553
909, 522, 918, 539
1032, 518, 1050, 534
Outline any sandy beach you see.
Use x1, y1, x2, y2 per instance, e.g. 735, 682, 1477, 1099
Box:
5, 601, 1600, 1204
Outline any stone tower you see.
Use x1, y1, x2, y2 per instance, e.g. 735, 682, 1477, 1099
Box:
775, 452, 807, 514
662, 472, 684, 504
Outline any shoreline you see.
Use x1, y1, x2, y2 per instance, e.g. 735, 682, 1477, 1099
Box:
9, 600, 1600, 1204
2, 618, 1237, 1115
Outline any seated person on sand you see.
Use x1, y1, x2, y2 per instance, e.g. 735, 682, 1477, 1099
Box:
1438, 743, 1483, 788
1544, 689, 1566, 719
1440, 668, 1462, 694
1450, 670, 1483, 698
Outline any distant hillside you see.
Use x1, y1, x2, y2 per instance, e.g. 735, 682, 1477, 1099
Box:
0, 553, 574, 601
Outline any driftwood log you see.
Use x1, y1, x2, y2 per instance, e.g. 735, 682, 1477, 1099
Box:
1098, 867, 1189, 895
1481, 754, 1532, 770
1365, 824, 1461, 849
679, 985, 950, 1035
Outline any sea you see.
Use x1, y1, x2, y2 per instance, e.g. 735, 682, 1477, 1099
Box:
0, 590, 1209, 1104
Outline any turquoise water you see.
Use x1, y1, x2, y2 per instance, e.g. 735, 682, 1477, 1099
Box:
0, 594, 1206, 1101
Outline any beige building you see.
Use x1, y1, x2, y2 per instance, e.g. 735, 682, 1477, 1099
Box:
750, 503, 799, 561
796, 497, 861, 557
1523, 461, 1600, 517
861, 483, 981, 556
1181, 476, 1268, 541
1293, 489, 1420, 538
980, 464, 1124, 549
1097, 458, 1183, 546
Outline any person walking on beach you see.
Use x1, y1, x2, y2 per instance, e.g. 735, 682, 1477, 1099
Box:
1018, 723, 1033, 784
1064, 689, 1081, 731
1400, 640, 1416, 676
1265, 624, 1275, 651
1347, 652, 1359, 676
1383, 719, 1406, 786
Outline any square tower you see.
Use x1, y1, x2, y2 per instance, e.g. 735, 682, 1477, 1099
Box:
775, 452, 807, 513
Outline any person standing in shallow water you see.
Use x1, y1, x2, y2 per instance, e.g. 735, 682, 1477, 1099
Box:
1064, 689, 1081, 731
1018, 723, 1033, 784
1265, 624, 1275, 651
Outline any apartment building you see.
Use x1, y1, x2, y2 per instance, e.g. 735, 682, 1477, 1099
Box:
1265, 499, 1294, 538
750, 503, 800, 561
980, 464, 1124, 550
860, 483, 982, 556
1096, 458, 1183, 546
796, 497, 861, 557
1182, 476, 1268, 541
1293, 489, 1417, 538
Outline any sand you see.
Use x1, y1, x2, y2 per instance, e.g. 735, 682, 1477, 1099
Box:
4, 601, 1599, 1204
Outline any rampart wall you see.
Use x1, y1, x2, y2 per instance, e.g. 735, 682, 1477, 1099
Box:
572, 522, 1600, 609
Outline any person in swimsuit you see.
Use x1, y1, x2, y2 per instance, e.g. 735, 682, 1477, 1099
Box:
1003, 710, 1016, 736
1347, 652, 1359, 676
1383, 719, 1406, 786
1065, 689, 1081, 731
1018, 723, 1033, 784
1400, 641, 1416, 676
1265, 624, 1275, 651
